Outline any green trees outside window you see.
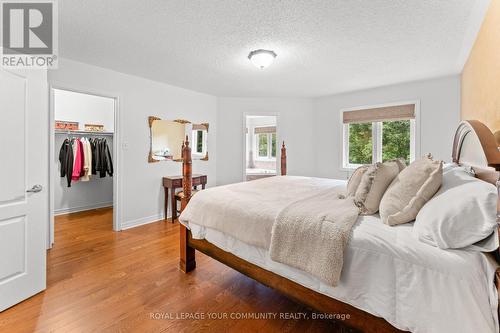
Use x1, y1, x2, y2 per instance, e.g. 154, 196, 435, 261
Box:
382, 120, 410, 164
258, 134, 268, 157
348, 120, 411, 165
271, 133, 276, 157
348, 123, 373, 164
196, 130, 203, 153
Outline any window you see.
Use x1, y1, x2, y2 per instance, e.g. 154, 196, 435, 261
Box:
271, 133, 276, 157
191, 129, 207, 156
258, 133, 268, 157
342, 103, 417, 169
255, 128, 276, 160
348, 123, 373, 164
382, 120, 411, 163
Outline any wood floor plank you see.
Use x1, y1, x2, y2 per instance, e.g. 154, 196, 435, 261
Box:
0, 208, 349, 333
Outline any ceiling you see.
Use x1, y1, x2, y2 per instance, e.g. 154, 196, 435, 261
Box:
58, 0, 490, 98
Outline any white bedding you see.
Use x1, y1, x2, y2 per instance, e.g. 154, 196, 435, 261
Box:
180, 176, 499, 333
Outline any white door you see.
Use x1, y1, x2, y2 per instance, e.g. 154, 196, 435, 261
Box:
0, 67, 48, 311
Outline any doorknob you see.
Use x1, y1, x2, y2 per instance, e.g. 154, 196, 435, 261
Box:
26, 185, 43, 193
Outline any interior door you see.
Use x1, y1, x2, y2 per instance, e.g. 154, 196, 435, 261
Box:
0, 67, 48, 311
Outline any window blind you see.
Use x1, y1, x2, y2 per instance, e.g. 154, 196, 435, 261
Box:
343, 104, 415, 124
192, 124, 206, 130
254, 126, 276, 134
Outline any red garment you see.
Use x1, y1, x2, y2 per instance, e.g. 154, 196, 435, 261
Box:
79, 139, 85, 177
72, 139, 84, 181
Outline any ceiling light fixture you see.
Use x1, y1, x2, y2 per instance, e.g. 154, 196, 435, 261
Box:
248, 49, 277, 69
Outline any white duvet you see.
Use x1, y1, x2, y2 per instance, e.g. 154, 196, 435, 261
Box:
180, 176, 499, 333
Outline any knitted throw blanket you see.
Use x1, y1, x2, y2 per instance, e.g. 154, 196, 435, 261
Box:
270, 190, 359, 286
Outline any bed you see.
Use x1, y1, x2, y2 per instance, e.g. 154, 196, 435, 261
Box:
177, 121, 500, 333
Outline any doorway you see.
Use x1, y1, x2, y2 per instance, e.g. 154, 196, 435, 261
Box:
244, 115, 278, 181
49, 87, 120, 247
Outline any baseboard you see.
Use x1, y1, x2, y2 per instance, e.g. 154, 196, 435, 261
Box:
54, 202, 113, 216
121, 213, 168, 230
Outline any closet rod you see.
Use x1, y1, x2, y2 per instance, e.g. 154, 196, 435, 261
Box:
55, 130, 114, 136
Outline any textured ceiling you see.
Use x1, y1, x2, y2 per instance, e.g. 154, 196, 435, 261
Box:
58, 0, 489, 97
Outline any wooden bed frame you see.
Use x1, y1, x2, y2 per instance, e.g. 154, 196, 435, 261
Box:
178, 121, 500, 333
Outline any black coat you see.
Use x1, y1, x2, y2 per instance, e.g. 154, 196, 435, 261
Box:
93, 138, 113, 178
58, 139, 74, 187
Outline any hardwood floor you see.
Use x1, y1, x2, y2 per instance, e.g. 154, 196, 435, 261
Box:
0, 208, 347, 333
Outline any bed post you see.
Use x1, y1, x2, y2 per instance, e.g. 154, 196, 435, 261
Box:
179, 135, 196, 273
281, 141, 287, 176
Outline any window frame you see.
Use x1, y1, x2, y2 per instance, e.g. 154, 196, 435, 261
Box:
191, 129, 207, 158
254, 129, 277, 161
340, 101, 420, 171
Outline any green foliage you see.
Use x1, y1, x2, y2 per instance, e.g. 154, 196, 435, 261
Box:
271, 133, 276, 157
348, 123, 372, 164
196, 130, 203, 153
382, 120, 410, 164
258, 134, 268, 157
348, 121, 410, 165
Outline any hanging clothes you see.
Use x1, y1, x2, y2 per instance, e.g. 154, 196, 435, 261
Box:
58, 136, 113, 187
95, 138, 113, 178
72, 138, 84, 181
80, 138, 92, 181
58, 139, 74, 187
90, 138, 97, 175
79, 139, 85, 178
86, 138, 93, 179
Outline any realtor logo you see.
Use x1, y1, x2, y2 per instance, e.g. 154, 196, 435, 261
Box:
1, 0, 58, 68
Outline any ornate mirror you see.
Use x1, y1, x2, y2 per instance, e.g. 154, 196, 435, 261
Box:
148, 117, 209, 162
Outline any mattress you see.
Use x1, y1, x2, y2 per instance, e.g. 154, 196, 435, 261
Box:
185, 215, 499, 333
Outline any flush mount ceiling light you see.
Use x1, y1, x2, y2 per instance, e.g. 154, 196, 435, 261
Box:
248, 49, 277, 69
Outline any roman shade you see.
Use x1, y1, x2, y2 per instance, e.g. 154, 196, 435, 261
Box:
254, 126, 276, 134
343, 104, 415, 124
192, 124, 206, 130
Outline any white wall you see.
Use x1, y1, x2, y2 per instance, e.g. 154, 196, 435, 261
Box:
216, 97, 315, 185
314, 75, 461, 180
54, 89, 115, 132
49, 58, 217, 229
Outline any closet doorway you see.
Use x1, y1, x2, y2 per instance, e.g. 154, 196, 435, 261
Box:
244, 114, 279, 181
49, 87, 120, 247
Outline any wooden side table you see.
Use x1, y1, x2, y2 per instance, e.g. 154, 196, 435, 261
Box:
163, 174, 207, 222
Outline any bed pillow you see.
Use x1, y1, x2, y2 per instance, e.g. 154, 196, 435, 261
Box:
346, 165, 369, 196
413, 166, 498, 250
379, 155, 442, 225
354, 159, 404, 214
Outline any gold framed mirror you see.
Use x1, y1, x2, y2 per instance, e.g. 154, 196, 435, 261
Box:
148, 116, 209, 162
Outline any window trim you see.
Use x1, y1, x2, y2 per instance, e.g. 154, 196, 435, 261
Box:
340, 100, 420, 171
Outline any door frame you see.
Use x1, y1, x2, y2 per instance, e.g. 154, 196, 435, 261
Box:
48, 83, 122, 247
242, 111, 280, 182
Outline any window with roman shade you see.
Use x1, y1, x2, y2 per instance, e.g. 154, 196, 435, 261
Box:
254, 126, 277, 159
343, 104, 415, 124
342, 103, 418, 168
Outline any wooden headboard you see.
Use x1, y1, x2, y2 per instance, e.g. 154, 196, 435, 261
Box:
452, 120, 500, 184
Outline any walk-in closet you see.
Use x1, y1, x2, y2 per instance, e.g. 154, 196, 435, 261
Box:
52, 88, 116, 238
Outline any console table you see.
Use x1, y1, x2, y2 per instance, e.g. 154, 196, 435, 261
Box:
163, 174, 207, 222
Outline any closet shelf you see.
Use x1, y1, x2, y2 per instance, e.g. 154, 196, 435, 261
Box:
55, 129, 114, 136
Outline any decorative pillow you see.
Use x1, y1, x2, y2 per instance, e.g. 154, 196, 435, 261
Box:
379, 154, 442, 226
346, 165, 369, 196
354, 159, 404, 214
413, 165, 498, 250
